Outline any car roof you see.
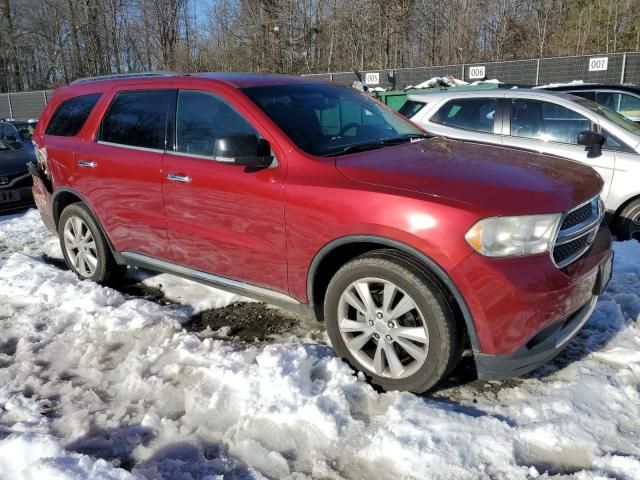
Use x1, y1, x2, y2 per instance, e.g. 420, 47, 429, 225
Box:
406, 88, 579, 102
66, 71, 320, 89
541, 83, 640, 93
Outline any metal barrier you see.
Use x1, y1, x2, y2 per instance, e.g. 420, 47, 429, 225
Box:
0, 90, 52, 120
1, 52, 639, 120
305, 51, 640, 90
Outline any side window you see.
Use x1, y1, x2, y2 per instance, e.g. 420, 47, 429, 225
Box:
100, 90, 171, 150
568, 91, 595, 101
399, 100, 427, 118
45, 93, 101, 137
601, 129, 634, 153
433, 98, 497, 133
175, 90, 258, 157
511, 99, 590, 144
594, 92, 640, 121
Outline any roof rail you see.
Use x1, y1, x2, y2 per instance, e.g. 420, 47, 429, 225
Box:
71, 72, 177, 85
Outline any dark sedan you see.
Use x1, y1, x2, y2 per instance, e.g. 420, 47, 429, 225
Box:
0, 120, 37, 159
0, 138, 34, 213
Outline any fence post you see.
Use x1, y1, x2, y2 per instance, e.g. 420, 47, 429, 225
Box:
43, 90, 48, 105
620, 52, 627, 84
460, 64, 465, 81
7, 93, 13, 119
535, 58, 541, 85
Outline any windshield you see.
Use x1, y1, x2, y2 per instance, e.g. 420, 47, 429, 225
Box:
0, 139, 10, 151
242, 83, 426, 156
574, 97, 640, 137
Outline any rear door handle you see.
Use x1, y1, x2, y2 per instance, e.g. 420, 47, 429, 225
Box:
166, 173, 192, 183
77, 160, 97, 168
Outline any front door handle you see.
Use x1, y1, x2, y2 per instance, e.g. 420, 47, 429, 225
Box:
77, 160, 97, 168
166, 173, 192, 183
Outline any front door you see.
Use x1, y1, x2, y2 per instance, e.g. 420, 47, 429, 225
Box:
501, 98, 616, 202
161, 89, 288, 293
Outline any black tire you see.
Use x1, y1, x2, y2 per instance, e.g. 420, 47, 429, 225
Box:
58, 203, 126, 283
616, 199, 640, 241
324, 249, 462, 393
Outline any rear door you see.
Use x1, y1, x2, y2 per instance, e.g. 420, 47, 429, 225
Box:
72, 86, 173, 259
501, 97, 615, 201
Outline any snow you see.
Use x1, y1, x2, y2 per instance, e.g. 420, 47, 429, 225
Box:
533, 80, 586, 89
1, 209, 640, 479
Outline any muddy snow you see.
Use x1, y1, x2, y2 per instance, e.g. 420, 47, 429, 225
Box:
1, 209, 640, 479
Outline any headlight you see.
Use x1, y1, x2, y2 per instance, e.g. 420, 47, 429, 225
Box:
465, 214, 561, 257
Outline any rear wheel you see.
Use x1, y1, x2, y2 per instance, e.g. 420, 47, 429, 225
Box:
616, 199, 640, 241
58, 203, 125, 283
324, 250, 462, 393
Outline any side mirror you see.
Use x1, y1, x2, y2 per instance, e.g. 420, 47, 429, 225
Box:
213, 134, 273, 168
577, 130, 605, 158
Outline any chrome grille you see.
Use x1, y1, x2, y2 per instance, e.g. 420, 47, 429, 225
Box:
552, 196, 603, 268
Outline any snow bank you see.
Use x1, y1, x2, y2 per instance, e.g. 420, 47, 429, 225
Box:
1, 211, 640, 479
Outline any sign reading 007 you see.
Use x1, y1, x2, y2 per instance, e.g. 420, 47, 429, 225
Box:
588, 57, 608, 72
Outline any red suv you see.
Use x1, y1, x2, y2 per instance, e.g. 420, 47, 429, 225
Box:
30, 73, 613, 393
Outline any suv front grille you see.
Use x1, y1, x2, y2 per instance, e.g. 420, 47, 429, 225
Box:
562, 202, 593, 230
552, 196, 603, 268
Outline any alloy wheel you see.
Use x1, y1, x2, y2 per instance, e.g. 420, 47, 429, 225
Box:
337, 277, 429, 379
63, 216, 99, 278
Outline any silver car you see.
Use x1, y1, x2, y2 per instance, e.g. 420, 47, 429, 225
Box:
403, 89, 640, 239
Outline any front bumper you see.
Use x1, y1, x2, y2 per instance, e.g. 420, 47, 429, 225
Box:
451, 221, 613, 378
475, 294, 599, 379
0, 174, 34, 214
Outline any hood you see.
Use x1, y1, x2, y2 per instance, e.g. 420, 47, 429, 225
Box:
335, 137, 603, 216
0, 149, 31, 176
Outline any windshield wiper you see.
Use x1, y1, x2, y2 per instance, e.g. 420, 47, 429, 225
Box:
325, 142, 387, 156
324, 133, 431, 157
380, 133, 431, 145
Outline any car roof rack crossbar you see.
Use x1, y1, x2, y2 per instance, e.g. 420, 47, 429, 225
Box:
71, 72, 177, 84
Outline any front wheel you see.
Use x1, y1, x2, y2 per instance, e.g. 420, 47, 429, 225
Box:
58, 203, 125, 283
324, 250, 462, 393
616, 199, 640, 241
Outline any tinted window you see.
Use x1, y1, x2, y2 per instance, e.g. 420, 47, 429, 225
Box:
434, 98, 496, 133
568, 91, 595, 101
511, 99, 590, 144
13, 122, 35, 141
100, 90, 171, 149
399, 100, 427, 118
176, 90, 257, 157
601, 129, 634, 153
242, 84, 423, 156
45, 93, 101, 137
594, 92, 640, 121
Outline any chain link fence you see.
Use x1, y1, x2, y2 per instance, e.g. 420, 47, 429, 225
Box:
305, 51, 640, 90
1, 51, 639, 120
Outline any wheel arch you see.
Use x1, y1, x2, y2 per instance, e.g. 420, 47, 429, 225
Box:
306, 235, 480, 351
612, 193, 640, 224
52, 188, 117, 254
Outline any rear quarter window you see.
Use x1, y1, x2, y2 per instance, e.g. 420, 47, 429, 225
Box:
399, 100, 427, 118
45, 93, 102, 137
